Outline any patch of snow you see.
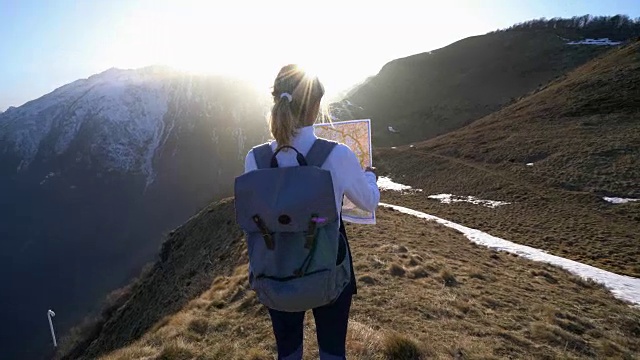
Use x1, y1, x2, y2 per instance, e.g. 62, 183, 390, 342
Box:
391, 146, 397, 149
380, 203, 640, 306
409, 145, 415, 148
377, 176, 422, 192
526, 163, 534, 166
567, 38, 622, 46
428, 194, 510, 208
603, 197, 640, 204
39, 172, 57, 185
388, 126, 399, 133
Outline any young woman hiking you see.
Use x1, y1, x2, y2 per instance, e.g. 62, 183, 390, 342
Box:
238, 64, 380, 359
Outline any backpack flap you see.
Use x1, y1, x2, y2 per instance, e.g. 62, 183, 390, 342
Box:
234, 166, 338, 234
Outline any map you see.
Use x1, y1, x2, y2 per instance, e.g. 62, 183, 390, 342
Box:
314, 119, 375, 224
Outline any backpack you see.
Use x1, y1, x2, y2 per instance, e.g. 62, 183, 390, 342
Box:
234, 139, 351, 312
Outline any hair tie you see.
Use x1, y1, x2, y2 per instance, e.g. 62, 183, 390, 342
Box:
280, 92, 293, 103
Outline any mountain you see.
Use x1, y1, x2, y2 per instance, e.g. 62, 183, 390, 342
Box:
56, 42, 640, 360
0, 67, 269, 359
340, 16, 639, 147
376, 41, 640, 277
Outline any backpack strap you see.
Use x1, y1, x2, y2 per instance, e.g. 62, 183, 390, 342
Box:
305, 139, 338, 167
252, 143, 274, 169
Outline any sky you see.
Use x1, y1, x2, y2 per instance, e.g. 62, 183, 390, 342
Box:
1, 0, 639, 111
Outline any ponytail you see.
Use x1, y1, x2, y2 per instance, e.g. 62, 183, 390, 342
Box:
270, 95, 297, 147
269, 64, 325, 147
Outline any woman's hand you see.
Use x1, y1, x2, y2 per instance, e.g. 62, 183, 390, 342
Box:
365, 166, 378, 181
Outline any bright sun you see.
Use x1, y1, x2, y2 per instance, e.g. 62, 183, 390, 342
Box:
164, 48, 353, 100
104, 1, 380, 100
98, 1, 488, 102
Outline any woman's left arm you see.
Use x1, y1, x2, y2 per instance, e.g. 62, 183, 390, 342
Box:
244, 150, 258, 174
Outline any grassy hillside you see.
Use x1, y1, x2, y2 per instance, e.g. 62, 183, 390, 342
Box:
376, 42, 640, 277
57, 204, 639, 359
344, 29, 616, 147
56, 36, 640, 360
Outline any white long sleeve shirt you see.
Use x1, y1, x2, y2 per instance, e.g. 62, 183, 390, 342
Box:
244, 126, 380, 215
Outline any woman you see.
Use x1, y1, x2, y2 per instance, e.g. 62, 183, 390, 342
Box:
244, 64, 380, 359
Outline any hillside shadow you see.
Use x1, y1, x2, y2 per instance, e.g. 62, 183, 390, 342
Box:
58, 198, 247, 359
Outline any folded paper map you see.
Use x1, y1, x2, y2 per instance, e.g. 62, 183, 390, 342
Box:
314, 119, 375, 224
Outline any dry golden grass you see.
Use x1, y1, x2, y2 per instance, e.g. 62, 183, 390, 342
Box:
68, 206, 640, 360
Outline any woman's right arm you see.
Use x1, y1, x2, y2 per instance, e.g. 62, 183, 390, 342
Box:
338, 145, 380, 213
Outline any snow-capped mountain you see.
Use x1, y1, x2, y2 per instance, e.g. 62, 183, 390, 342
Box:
0, 66, 267, 184
0, 67, 270, 359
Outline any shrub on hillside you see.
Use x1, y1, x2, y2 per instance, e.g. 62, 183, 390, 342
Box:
54, 316, 104, 359
187, 318, 209, 335
156, 344, 195, 360
389, 263, 406, 277
382, 333, 424, 360
101, 283, 134, 318
439, 269, 458, 287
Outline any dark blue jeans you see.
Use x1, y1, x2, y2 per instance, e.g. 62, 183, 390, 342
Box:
268, 281, 354, 360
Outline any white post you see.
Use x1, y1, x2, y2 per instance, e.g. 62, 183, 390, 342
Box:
47, 309, 57, 347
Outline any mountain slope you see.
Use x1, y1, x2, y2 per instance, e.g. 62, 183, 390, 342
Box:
341, 28, 622, 147
0, 68, 268, 359
376, 41, 640, 277
57, 202, 640, 359
416, 40, 640, 197
55, 41, 640, 360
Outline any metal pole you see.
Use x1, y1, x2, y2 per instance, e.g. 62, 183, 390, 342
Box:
47, 309, 57, 347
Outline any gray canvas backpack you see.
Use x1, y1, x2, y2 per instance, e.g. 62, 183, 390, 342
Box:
234, 139, 351, 312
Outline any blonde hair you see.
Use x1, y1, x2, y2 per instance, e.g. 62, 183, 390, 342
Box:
270, 64, 325, 147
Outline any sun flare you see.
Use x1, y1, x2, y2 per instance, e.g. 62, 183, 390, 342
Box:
102, 1, 392, 100
103, 0, 487, 100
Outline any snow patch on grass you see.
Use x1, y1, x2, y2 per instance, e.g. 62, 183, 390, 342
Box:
567, 38, 622, 46
380, 203, 640, 306
428, 194, 510, 208
377, 177, 422, 192
603, 197, 639, 204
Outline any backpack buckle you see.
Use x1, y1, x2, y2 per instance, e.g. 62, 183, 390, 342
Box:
305, 214, 320, 249
252, 215, 275, 250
